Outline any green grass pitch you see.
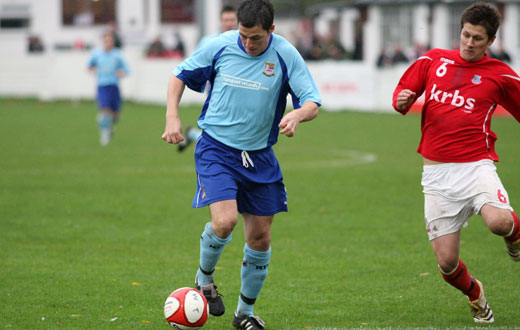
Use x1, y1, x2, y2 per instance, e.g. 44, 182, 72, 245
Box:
1, 98, 519, 329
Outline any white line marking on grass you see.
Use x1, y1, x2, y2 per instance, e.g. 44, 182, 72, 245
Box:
282, 150, 377, 170
2, 150, 376, 176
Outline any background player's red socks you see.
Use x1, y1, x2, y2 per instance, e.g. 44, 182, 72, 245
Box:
505, 211, 520, 242
440, 260, 480, 301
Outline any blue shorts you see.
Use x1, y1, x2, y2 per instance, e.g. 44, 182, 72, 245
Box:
192, 132, 288, 216
97, 85, 121, 112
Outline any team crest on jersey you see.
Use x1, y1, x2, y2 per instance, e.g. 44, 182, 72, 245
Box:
263, 62, 275, 76
471, 75, 482, 85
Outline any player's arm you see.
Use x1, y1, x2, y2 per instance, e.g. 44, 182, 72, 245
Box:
162, 75, 186, 144
116, 55, 130, 78
395, 89, 417, 113
279, 100, 319, 137
280, 46, 321, 137
392, 53, 432, 114
499, 70, 520, 123
87, 52, 97, 73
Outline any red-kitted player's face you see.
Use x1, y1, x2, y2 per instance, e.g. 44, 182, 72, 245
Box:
459, 23, 495, 62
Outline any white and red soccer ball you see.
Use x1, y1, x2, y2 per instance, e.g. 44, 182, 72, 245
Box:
164, 287, 209, 329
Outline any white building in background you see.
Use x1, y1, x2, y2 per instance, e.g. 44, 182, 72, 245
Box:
0, 0, 518, 112
0, 0, 224, 55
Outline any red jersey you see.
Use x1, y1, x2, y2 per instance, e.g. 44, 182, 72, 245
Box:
392, 48, 520, 162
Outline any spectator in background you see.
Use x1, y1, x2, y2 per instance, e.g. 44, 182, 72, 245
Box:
376, 48, 392, 68
292, 18, 313, 60
351, 27, 363, 61
172, 32, 186, 58
147, 35, 166, 57
321, 31, 350, 60
490, 42, 511, 63
392, 44, 409, 65
411, 41, 428, 60
28, 35, 44, 53
87, 32, 130, 146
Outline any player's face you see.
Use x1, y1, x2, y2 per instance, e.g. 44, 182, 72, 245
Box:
220, 12, 237, 32
239, 24, 275, 57
103, 34, 115, 51
459, 23, 495, 62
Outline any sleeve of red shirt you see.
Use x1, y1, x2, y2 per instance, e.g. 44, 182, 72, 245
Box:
392, 50, 436, 115
499, 68, 520, 123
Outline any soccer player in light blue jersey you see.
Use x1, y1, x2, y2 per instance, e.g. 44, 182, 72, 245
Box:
161, 0, 321, 328
87, 32, 130, 146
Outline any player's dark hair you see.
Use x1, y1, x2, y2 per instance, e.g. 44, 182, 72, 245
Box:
221, 5, 235, 15
237, 0, 274, 31
460, 2, 500, 40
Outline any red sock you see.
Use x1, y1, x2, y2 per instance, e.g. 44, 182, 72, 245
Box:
440, 260, 481, 301
505, 211, 520, 242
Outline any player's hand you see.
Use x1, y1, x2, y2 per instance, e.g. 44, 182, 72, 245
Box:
279, 110, 301, 137
116, 69, 125, 78
162, 116, 185, 144
396, 89, 416, 112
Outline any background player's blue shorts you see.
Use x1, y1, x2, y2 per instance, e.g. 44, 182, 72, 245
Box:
97, 85, 121, 112
193, 132, 288, 216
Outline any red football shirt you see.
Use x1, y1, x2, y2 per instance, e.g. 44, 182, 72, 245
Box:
393, 48, 520, 162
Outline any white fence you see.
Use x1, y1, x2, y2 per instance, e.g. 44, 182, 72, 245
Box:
0, 49, 422, 112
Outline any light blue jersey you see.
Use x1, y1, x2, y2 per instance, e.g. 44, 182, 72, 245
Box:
87, 48, 130, 86
173, 30, 321, 151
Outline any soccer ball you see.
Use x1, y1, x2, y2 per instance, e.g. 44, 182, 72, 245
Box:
164, 287, 209, 329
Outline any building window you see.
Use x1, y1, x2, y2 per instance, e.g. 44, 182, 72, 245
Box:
62, 0, 116, 26
161, 0, 195, 23
0, 17, 29, 28
0, 4, 30, 29
381, 5, 413, 49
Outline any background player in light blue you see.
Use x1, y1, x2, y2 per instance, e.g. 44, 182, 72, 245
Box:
87, 32, 130, 146
162, 1, 320, 329
177, 5, 238, 152
197, 5, 238, 50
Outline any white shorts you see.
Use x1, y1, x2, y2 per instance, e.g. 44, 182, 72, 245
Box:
422, 159, 513, 241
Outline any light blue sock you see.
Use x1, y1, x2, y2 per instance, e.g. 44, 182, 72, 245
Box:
196, 222, 232, 286
97, 113, 113, 131
236, 244, 271, 317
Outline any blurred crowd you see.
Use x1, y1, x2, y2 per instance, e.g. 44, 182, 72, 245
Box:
25, 19, 513, 66
145, 32, 185, 59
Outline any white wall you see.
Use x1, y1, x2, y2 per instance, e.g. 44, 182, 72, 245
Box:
0, 50, 420, 112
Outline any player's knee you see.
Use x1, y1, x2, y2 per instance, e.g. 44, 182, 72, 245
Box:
212, 216, 238, 238
482, 208, 513, 236
247, 233, 271, 251
488, 217, 513, 236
